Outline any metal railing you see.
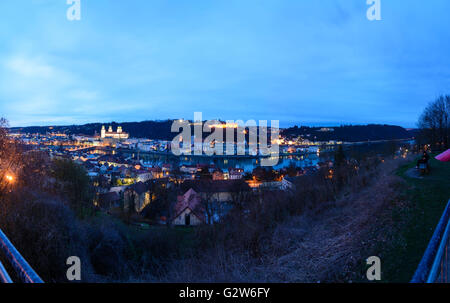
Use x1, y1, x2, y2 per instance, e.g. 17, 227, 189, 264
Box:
0, 228, 44, 283
412, 199, 450, 283
0, 260, 12, 283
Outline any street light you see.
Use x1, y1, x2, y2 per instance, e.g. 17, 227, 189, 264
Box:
5, 175, 14, 183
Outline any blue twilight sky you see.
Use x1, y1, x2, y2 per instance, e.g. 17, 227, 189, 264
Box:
0, 0, 449, 128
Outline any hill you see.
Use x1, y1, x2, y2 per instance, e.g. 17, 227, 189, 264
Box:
281, 124, 414, 142
11, 122, 415, 142
10, 120, 176, 140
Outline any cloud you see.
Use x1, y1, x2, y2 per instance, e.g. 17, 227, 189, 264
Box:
5, 56, 55, 78
2, 1, 450, 128
67, 89, 99, 101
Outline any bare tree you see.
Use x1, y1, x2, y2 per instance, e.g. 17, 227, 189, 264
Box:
229, 181, 252, 212
200, 181, 216, 225
417, 95, 450, 150
0, 118, 23, 201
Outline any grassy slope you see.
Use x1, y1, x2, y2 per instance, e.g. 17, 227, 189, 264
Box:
85, 156, 449, 282
379, 155, 450, 282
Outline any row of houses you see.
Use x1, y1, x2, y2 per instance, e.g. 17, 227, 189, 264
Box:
97, 178, 170, 211
97, 178, 252, 226
173, 179, 252, 226
179, 164, 244, 180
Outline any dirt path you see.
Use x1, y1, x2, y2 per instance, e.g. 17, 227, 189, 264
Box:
254, 169, 406, 282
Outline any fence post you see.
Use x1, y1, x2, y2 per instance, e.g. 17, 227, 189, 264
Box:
411, 199, 450, 283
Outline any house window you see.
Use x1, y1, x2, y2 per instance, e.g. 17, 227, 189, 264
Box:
144, 192, 151, 207
185, 214, 191, 226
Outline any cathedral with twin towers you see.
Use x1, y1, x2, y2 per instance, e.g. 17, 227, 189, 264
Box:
100, 125, 129, 139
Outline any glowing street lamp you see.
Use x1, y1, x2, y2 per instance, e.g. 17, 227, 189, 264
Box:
5, 175, 14, 183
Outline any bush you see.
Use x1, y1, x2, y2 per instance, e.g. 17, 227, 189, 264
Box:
1, 191, 96, 282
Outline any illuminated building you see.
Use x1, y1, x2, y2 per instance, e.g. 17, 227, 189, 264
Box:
101, 125, 129, 139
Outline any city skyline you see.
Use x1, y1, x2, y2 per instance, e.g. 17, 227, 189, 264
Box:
6, 118, 419, 130
1, 1, 450, 128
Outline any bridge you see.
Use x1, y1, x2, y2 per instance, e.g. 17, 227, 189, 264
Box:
0, 228, 43, 283
412, 199, 450, 283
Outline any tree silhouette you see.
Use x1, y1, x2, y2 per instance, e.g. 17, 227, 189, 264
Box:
334, 145, 346, 167
417, 95, 450, 150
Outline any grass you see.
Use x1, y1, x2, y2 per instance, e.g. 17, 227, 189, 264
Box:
83, 156, 449, 282
378, 155, 450, 282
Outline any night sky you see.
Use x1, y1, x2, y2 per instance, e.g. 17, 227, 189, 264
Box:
1, 0, 450, 128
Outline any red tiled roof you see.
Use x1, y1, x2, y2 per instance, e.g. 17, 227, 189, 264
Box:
173, 189, 205, 222
181, 179, 251, 193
